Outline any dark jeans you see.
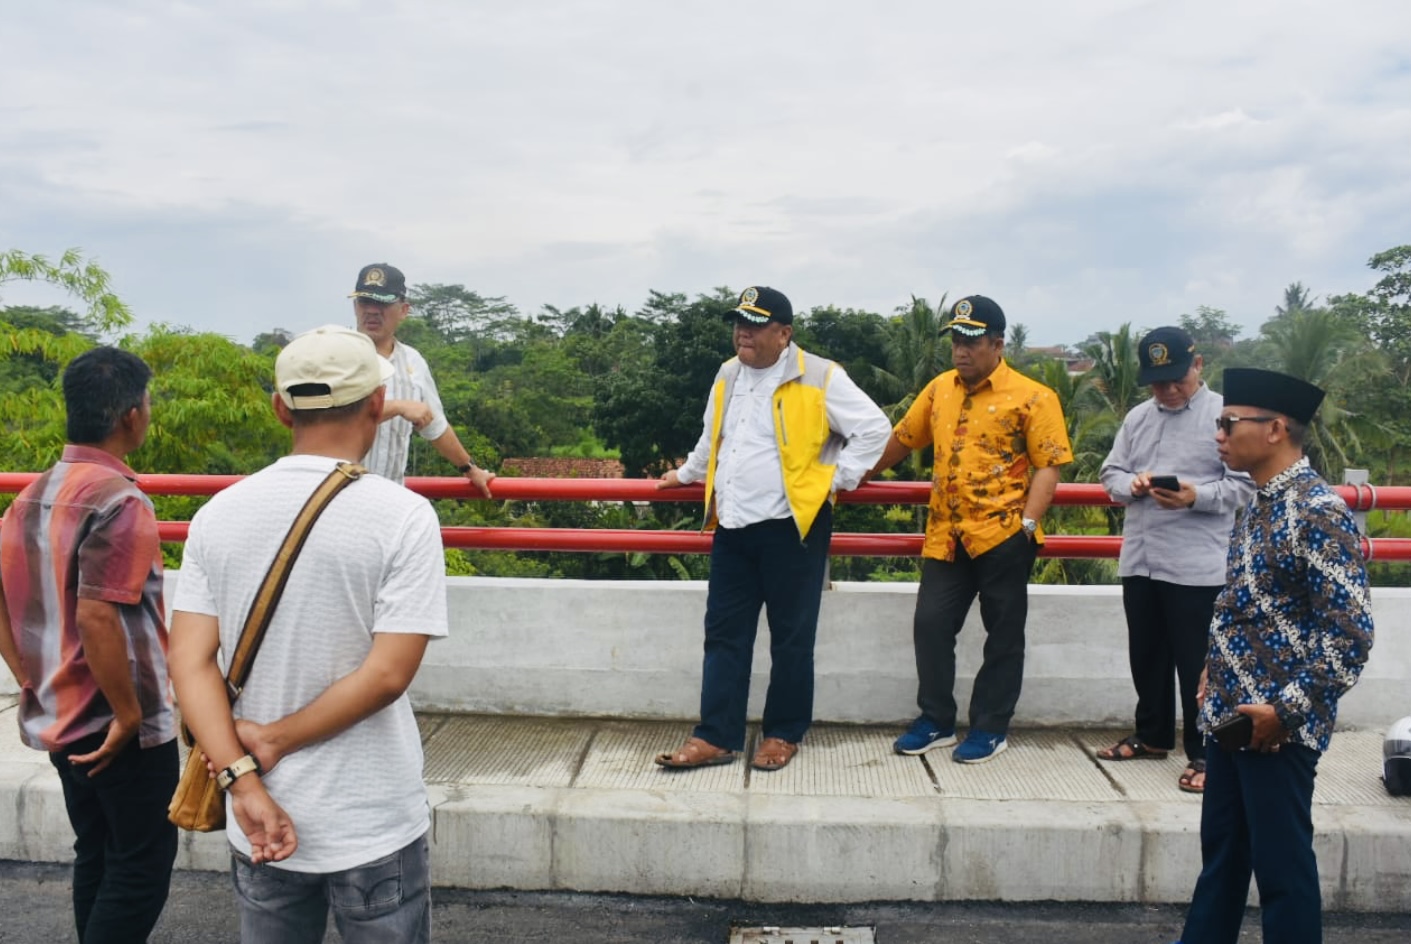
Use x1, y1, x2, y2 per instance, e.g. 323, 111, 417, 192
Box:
50, 732, 179, 944
913, 531, 1037, 736
1182, 742, 1322, 944
1121, 577, 1221, 761
694, 503, 832, 751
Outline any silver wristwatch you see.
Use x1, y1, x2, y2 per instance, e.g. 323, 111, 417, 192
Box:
1021, 517, 1038, 536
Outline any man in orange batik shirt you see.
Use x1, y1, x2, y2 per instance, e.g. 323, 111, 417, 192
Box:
870, 295, 1072, 764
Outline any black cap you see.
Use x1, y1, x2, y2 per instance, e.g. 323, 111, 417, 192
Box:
1221, 368, 1325, 425
349, 264, 407, 303
1137, 326, 1197, 385
725, 286, 793, 325
944, 296, 1005, 337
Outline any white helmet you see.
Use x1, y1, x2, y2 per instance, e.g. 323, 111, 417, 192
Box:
1385, 716, 1411, 797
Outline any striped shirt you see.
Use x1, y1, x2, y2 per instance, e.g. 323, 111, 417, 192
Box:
361, 340, 449, 483
1099, 384, 1255, 585
0, 445, 174, 751
1200, 458, 1374, 753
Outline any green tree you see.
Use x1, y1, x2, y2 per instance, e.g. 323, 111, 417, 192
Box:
1178, 306, 1241, 352
408, 283, 518, 347
1080, 323, 1143, 421
874, 294, 950, 412
594, 289, 736, 476
0, 248, 133, 332
1253, 303, 1367, 480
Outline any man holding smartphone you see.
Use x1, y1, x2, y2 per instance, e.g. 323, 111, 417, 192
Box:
1096, 327, 1253, 792
1178, 368, 1374, 944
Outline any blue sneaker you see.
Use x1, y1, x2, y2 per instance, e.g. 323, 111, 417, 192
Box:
953, 729, 1008, 764
893, 716, 957, 755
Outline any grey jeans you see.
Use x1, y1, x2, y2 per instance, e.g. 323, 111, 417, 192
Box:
231, 832, 430, 943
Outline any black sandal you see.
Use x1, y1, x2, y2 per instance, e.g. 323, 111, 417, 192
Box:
1096, 734, 1170, 761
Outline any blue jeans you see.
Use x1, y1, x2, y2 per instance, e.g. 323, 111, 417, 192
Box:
1182, 742, 1321, 944
693, 504, 832, 751
232, 832, 431, 944
51, 732, 179, 944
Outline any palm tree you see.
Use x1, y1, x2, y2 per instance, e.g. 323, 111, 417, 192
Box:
872, 294, 951, 418
1080, 323, 1144, 422
1276, 282, 1316, 317
1258, 306, 1373, 480
1008, 323, 1030, 368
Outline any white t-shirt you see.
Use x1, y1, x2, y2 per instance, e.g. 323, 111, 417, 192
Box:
362, 340, 450, 483
173, 454, 449, 873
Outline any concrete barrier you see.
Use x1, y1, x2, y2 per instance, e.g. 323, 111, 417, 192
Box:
3, 578, 1407, 731
408, 578, 1411, 730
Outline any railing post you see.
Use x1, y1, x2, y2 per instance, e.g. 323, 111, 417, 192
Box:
1345, 468, 1369, 535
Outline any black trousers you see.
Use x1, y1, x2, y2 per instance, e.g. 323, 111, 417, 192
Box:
50, 732, 179, 944
1120, 576, 1221, 761
912, 531, 1037, 736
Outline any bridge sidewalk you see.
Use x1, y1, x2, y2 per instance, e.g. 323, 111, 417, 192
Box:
2, 699, 1408, 910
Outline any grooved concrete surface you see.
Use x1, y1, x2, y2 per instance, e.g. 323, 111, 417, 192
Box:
2, 704, 1409, 909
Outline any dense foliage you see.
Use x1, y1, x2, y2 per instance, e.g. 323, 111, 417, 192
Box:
3, 247, 1409, 585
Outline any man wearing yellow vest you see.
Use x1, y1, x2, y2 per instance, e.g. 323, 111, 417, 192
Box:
654, 286, 891, 772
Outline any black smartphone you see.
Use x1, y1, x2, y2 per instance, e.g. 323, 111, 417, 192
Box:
1213, 713, 1254, 752
1149, 475, 1180, 492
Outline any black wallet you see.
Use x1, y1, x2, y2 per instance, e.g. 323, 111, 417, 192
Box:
1212, 713, 1254, 752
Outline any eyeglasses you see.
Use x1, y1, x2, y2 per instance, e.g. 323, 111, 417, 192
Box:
1215, 415, 1276, 435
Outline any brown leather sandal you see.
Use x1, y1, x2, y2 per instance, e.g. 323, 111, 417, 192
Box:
655, 736, 735, 769
1179, 759, 1207, 793
750, 737, 799, 771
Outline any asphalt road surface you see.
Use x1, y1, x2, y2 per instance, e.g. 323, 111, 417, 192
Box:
2, 861, 1409, 943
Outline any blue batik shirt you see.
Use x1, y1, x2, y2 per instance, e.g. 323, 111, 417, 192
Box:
1200, 457, 1374, 753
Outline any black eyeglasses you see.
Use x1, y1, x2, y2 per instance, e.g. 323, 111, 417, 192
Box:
1215, 415, 1277, 435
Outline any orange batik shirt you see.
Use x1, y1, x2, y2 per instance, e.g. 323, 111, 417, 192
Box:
894, 359, 1072, 562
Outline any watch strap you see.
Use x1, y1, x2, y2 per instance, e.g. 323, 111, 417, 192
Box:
216, 753, 262, 790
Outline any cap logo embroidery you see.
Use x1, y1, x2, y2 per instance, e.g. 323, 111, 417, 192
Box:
364, 268, 386, 287
955, 300, 974, 318
1148, 342, 1170, 366
741, 287, 759, 307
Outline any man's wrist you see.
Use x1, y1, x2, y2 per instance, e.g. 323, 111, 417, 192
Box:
456, 460, 479, 474
216, 753, 263, 790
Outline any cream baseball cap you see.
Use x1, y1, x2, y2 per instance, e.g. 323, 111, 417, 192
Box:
275, 325, 395, 410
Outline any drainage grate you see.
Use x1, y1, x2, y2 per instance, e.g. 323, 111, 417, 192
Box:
729, 927, 875, 944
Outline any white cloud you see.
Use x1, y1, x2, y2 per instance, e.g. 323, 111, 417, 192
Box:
1, 0, 1409, 347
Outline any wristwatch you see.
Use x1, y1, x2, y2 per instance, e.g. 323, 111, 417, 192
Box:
456, 460, 478, 474
216, 753, 262, 791
1021, 517, 1038, 537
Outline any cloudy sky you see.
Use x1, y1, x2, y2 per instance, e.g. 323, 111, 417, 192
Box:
2, 1, 1408, 347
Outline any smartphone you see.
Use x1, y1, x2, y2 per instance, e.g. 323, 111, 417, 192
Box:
1213, 713, 1254, 752
1149, 475, 1180, 492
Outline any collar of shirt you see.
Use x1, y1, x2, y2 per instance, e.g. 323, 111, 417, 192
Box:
1257, 456, 1312, 500
60, 444, 138, 481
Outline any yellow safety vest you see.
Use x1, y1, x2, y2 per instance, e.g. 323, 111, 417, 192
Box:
702, 346, 839, 539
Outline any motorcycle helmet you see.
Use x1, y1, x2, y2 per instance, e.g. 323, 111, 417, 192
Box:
1385, 716, 1411, 797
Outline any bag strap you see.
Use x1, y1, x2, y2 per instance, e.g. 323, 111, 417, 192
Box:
223, 461, 366, 701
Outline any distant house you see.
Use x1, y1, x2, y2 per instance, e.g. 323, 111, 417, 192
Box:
1026, 346, 1093, 377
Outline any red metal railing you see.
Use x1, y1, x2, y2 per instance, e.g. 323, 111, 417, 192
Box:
4, 474, 1411, 560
